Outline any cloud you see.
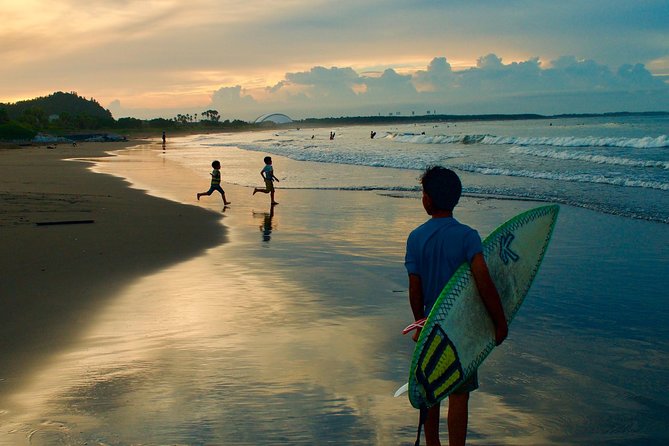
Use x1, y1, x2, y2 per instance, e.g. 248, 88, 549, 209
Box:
107, 53, 669, 119
362, 69, 416, 103
2, 1, 668, 118
413, 58, 455, 92
205, 55, 668, 119
211, 86, 256, 108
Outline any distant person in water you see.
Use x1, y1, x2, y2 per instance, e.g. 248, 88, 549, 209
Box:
162, 131, 166, 144
253, 156, 279, 205
197, 160, 231, 205
371, 130, 377, 139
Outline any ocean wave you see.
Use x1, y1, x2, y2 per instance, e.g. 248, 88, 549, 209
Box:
387, 133, 488, 145
388, 133, 669, 149
482, 134, 669, 149
221, 142, 461, 170
509, 146, 669, 169
457, 165, 669, 191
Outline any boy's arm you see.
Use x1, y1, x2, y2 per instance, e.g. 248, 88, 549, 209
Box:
470, 253, 508, 345
272, 173, 279, 182
408, 273, 425, 342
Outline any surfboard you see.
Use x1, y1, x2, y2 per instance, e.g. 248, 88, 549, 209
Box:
401, 204, 559, 409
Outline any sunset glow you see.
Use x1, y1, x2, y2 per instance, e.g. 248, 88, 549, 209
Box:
1, 0, 667, 119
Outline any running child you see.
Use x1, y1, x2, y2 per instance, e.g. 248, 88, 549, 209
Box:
253, 156, 279, 205
197, 160, 231, 205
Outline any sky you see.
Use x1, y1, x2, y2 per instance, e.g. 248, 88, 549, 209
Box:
1, 0, 668, 120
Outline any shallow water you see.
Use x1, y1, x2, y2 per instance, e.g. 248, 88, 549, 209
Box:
168, 115, 669, 222
1, 130, 668, 445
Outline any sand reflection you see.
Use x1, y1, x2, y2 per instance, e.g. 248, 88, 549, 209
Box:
3, 240, 410, 444
6, 141, 665, 444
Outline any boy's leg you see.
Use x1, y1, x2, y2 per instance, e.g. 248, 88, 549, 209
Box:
424, 403, 441, 446
268, 182, 277, 204
215, 186, 231, 204
198, 186, 215, 200
197, 191, 210, 201
447, 392, 469, 446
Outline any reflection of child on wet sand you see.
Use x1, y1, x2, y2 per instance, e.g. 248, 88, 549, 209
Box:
197, 160, 231, 205
253, 205, 275, 242
253, 156, 279, 205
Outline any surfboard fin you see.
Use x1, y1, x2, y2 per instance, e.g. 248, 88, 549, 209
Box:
394, 382, 409, 397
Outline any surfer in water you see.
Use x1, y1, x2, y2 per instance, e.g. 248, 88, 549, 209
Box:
405, 166, 508, 446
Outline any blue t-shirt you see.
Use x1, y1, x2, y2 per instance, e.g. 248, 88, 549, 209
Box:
262, 165, 273, 181
405, 217, 483, 314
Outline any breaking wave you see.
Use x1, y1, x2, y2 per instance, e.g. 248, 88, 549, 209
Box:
509, 146, 669, 169
457, 165, 669, 191
211, 142, 461, 170
388, 133, 669, 149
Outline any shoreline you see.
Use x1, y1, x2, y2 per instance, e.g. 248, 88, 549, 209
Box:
1, 134, 668, 444
0, 140, 225, 396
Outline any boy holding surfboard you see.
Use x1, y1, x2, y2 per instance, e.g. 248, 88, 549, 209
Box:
405, 166, 508, 446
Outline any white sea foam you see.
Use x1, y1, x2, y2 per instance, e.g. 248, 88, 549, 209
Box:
388, 132, 669, 149
168, 119, 669, 223
509, 146, 669, 169
218, 142, 462, 170
387, 133, 487, 145
457, 165, 669, 191
482, 134, 669, 149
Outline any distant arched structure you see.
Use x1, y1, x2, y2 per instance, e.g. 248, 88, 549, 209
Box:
254, 113, 293, 124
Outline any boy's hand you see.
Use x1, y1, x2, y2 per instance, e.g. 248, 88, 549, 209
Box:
470, 254, 508, 346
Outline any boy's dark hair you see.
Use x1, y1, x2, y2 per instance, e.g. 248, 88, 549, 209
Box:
264, 156, 272, 164
212, 160, 220, 168
420, 166, 462, 211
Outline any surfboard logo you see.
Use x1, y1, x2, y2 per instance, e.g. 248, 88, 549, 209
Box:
415, 324, 463, 406
499, 232, 520, 264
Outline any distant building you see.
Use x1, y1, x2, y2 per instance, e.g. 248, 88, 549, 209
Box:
254, 113, 293, 124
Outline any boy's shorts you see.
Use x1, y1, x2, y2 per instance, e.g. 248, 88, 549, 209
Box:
205, 184, 225, 195
264, 179, 275, 192
453, 371, 479, 394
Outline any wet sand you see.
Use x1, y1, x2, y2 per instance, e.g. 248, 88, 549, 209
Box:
0, 141, 225, 397
1, 140, 668, 445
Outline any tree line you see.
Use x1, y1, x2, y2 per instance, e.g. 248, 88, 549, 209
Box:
0, 92, 256, 141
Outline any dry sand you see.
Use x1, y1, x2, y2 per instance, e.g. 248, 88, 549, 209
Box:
0, 141, 225, 396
